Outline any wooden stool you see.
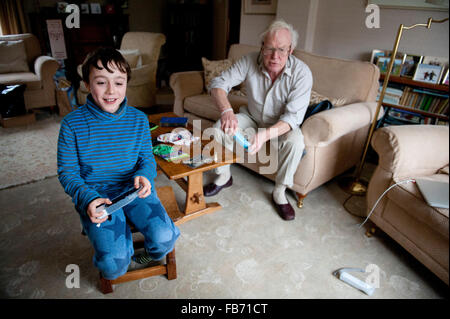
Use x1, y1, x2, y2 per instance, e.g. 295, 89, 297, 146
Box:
83, 186, 180, 294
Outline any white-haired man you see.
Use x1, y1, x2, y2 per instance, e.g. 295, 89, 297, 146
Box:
203, 19, 313, 221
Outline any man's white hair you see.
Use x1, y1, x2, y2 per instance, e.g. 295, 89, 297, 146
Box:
260, 19, 299, 50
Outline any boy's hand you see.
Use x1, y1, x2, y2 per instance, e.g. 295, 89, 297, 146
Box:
87, 198, 112, 224
134, 176, 151, 198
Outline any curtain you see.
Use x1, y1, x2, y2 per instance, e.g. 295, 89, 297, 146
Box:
0, 0, 27, 35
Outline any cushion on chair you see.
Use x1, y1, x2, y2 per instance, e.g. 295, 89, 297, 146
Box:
309, 90, 346, 107
201, 57, 232, 91
0, 40, 30, 74
201, 57, 246, 96
118, 49, 142, 68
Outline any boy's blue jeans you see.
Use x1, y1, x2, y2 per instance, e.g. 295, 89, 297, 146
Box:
80, 189, 180, 280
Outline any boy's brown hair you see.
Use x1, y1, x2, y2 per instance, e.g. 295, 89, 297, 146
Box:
81, 47, 131, 83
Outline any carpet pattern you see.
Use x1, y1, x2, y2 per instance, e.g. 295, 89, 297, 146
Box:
0, 115, 61, 190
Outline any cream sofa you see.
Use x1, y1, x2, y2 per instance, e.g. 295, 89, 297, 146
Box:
77, 32, 166, 108
170, 44, 381, 206
0, 33, 59, 110
368, 125, 449, 284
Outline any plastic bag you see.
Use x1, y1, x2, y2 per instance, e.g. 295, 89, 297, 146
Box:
56, 78, 77, 116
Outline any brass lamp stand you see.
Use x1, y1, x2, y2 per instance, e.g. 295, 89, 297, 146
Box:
339, 17, 449, 196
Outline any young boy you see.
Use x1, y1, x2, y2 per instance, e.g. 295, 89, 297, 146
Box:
57, 47, 180, 280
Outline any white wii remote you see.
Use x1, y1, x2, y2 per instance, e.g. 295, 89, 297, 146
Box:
333, 268, 375, 296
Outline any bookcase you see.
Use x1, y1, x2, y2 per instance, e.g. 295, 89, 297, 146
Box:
378, 74, 449, 126
164, 1, 213, 73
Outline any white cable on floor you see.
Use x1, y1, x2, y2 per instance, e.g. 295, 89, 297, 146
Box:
359, 178, 416, 228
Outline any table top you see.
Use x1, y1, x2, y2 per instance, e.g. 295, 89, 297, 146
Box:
148, 112, 238, 180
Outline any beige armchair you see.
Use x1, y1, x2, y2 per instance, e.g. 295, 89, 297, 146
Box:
368, 125, 449, 284
77, 32, 166, 108
170, 44, 382, 207
0, 33, 59, 110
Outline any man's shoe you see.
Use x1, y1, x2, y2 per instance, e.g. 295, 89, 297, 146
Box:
203, 176, 233, 197
272, 195, 295, 221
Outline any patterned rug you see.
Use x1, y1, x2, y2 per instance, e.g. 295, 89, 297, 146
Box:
0, 114, 61, 190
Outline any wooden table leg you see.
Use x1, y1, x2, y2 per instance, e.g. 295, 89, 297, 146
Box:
185, 172, 206, 214
173, 171, 222, 224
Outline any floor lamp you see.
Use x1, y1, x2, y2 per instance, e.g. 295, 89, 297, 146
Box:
339, 17, 449, 196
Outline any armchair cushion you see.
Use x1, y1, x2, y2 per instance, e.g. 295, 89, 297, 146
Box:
0, 40, 30, 73
118, 49, 142, 68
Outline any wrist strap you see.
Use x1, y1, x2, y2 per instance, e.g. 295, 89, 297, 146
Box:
221, 108, 233, 116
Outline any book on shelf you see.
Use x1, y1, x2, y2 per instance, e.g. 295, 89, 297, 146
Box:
388, 109, 422, 124
377, 86, 403, 105
386, 85, 449, 115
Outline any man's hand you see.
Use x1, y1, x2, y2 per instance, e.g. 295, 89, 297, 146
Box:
134, 176, 151, 198
248, 129, 268, 155
87, 197, 112, 224
220, 109, 238, 136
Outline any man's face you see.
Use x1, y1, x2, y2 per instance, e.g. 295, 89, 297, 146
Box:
86, 60, 127, 114
261, 28, 293, 77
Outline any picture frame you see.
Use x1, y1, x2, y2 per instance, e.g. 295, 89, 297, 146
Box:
370, 49, 386, 64
244, 0, 278, 15
413, 63, 443, 84
90, 3, 101, 14
80, 3, 89, 14
386, 50, 406, 64
400, 54, 423, 78
422, 56, 448, 68
56, 2, 68, 13
367, 0, 449, 11
441, 68, 449, 85
377, 57, 403, 76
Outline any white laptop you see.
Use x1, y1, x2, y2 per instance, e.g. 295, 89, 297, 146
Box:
415, 178, 449, 209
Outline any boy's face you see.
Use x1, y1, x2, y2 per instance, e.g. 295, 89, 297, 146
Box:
85, 60, 127, 113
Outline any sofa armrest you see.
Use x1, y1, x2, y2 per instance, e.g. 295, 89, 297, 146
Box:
34, 56, 59, 83
371, 125, 449, 178
170, 71, 204, 116
302, 101, 381, 145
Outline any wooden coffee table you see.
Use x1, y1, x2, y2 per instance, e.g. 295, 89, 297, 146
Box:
148, 112, 238, 225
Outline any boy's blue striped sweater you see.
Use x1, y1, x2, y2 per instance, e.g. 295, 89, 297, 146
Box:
57, 95, 157, 215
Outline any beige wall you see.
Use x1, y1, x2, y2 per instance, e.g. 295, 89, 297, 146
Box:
239, 0, 449, 61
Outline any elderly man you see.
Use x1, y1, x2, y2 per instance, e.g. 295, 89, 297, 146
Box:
203, 19, 312, 221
